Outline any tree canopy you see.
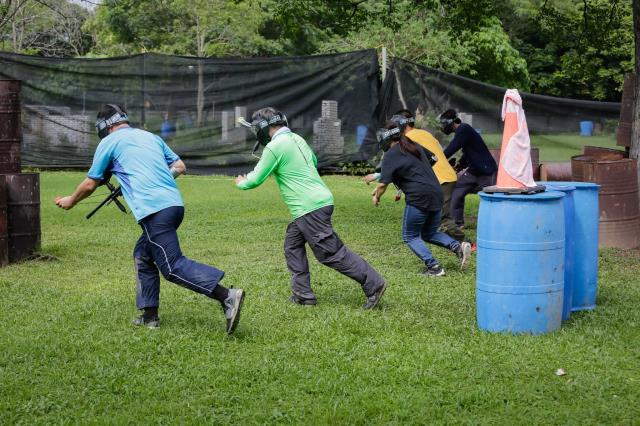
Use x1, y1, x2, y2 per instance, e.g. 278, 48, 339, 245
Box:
0, 0, 633, 101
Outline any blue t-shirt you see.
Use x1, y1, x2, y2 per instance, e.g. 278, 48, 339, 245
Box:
87, 127, 184, 222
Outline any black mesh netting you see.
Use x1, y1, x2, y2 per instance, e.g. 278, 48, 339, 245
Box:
0, 52, 625, 174
0, 49, 381, 174
378, 58, 621, 139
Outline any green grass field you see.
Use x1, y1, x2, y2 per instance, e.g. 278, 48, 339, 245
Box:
1, 173, 639, 424
481, 133, 619, 162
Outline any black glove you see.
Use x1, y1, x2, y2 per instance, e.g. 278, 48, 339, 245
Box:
453, 156, 468, 172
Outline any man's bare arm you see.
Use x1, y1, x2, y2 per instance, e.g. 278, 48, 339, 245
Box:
54, 177, 100, 210
170, 159, 186, 177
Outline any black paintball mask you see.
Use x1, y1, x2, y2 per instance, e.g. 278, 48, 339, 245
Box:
438, 111, 459, 135
389, 114, 414, 132
238, 112, 288, 158
376, 114, 414, 152
376, 126, 401, 152
95, 104, 129, 139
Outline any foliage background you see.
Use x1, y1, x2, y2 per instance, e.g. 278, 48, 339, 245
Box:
0, 0, 633, 101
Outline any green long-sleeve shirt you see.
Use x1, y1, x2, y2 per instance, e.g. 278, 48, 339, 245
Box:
236, 128, 334, 219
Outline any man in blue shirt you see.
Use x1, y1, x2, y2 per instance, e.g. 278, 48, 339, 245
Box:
54, 104, 244, 334
440, 109, 497, 228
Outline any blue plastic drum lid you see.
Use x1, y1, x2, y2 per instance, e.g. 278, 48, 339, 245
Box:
476, 191, 565, 334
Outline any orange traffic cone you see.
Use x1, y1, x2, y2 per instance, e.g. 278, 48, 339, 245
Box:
485, 89, 542, 194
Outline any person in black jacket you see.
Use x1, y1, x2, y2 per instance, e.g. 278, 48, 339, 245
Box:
371, 118, 471, 277
440, 109, 497, 228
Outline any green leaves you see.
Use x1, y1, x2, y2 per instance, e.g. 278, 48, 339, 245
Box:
463, 17, 531, 90
523, 0, 633, 100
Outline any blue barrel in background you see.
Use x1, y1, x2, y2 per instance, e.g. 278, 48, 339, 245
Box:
580, 121, 594, 136
539, 183, 576, 321
476, 191, 565, 334
549, 182, 599, 311
356, 125, 368, 146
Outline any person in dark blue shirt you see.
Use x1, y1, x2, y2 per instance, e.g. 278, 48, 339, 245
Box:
440, 109, 497, 228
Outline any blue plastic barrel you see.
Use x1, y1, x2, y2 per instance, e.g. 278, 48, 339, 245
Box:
476, 191, 565, 334
580, 121, 594, 136
544, 182, 599, 311
356, 125, 368, 146
539, 183, 576, 321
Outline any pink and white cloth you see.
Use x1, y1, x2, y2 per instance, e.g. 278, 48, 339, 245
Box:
500, 89, 536, 187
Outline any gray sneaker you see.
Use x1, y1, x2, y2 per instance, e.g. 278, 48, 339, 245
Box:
222, 289, 245, 335
289, 294, 318, 306
456, 242, 472, 269
423, 263, 446, 277
363, 282, 387, 309
132, 315, 160, 329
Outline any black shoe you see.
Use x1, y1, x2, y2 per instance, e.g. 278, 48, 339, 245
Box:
455, 241, 472, 269
222, 289, 245, 335
132, 314, 160, 329
423, 263, 446, 277
363, 282, 387, 309
289, 294, 318, 306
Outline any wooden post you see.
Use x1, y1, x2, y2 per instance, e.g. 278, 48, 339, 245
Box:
381, 46, 387, 82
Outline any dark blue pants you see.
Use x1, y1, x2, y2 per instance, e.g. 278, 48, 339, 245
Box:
134, 206, 225, 309
450, 170, 496, 226
402, 204, 458, 268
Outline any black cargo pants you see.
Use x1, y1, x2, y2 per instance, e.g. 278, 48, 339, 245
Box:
284, 205, 385, 302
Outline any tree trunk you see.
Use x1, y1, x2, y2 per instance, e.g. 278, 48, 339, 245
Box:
631, 0, 640, 203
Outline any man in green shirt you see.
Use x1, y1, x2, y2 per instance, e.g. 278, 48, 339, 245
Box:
235, 107, 387, 309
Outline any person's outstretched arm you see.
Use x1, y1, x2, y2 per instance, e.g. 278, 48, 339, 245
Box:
443, 127, 464, 159
54, 178, 100, 210
235, 147, 278, 190
372, 182, 389, 206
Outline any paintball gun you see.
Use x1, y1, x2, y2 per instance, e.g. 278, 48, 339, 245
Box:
86, 179, 127, 219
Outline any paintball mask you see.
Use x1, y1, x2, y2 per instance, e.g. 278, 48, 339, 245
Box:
376, 126, 401, 152
376, 114, 412, 152
238, 113, 288, 158
438, 111, 459, 135
389, 114, 415, 131
95, 104, 129, 139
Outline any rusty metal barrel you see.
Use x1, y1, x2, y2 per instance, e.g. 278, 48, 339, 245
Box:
583, 146, 626, 160
572, 148, 626, 182
571, 155, 590, 182
617, 73, 635, 148
539, 162, 572, 181
4, 173, 40, 262
571, 155, 640, 249
0, 175, 7, 266
0, 80, 22, 174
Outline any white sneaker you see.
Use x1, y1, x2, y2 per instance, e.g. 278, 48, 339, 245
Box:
456, 242, 472, 269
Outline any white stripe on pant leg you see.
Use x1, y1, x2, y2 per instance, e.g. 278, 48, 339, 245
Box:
142, 223, 211, 293
134, 257, 143, 300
